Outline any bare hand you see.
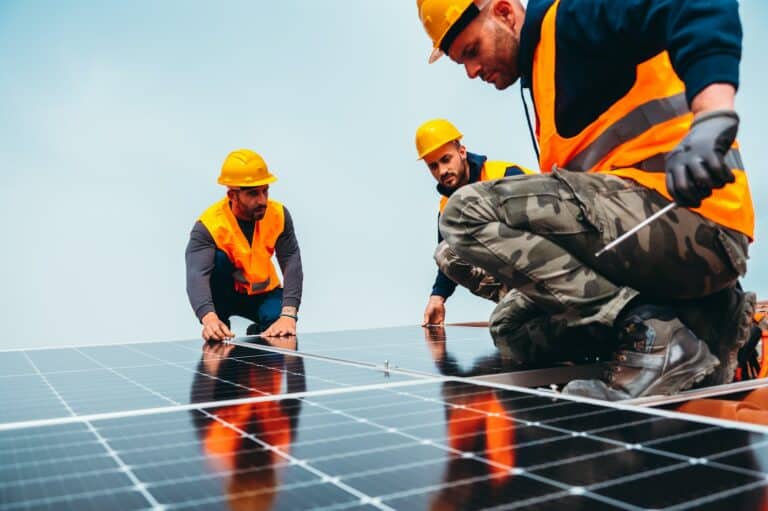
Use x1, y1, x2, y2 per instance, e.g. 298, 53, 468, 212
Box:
261, 316, 297, 337
422, 295, 446, 326
201, 312, 234, 342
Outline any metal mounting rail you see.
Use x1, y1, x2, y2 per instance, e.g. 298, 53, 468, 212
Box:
625, 377, 768, 407
472, 362, 608, 388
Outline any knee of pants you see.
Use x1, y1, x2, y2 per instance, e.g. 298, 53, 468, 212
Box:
439, 188, 471, 233
489, 291, 539, 329
438, 185, 489, 240
258, 288, 284, 327
433, 241, 460, 276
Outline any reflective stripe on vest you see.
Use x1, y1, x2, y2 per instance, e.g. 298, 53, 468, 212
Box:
439, 160, 534, 213
630, 148, 744, 174
532, 0, 754, 239
199, 197, 284, 295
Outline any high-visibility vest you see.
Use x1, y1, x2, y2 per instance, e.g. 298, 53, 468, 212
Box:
532, 0, 754, 239
199, 197, 284, 295
439, 161, 534, 213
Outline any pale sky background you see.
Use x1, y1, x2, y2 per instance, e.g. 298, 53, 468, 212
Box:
1, 1, 766, 349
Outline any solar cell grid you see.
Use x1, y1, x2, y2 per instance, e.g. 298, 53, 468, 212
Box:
2, 327, 768, 510
267, 326, 609, 379
0, 339, 418, 424
259, 326, 511, 377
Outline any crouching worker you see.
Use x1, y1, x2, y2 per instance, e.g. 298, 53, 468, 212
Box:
415, 0, 756, 400
416, 118, 534, 326
186, 149, 303, 341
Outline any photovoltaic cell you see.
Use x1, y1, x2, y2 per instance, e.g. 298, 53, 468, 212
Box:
270, 326, 513, 376
0, 339, 418, 423
2, 326, 768, 510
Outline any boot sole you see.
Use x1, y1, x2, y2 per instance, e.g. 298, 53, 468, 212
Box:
702, 291, 757, 386
641, 342, 720, 397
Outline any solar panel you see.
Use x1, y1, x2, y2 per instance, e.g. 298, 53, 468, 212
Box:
242, 325, 527, 377
0, 339, 419, 424
2, 326, 767, 510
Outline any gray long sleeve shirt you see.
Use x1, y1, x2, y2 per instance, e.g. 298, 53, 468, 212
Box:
185, 206, 303, 321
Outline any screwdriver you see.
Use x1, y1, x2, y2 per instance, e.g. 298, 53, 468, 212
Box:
595, 202, 677, 257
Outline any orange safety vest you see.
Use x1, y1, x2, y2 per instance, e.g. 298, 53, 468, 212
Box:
439, 161, 534, 213
199, 197, 284, 295
532, 0, 754, 239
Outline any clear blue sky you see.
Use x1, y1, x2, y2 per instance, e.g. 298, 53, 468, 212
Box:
1, 1, 766, 348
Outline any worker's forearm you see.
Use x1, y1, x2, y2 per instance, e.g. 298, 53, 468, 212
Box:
691, 83, 736, 116
275, 208, 303, 309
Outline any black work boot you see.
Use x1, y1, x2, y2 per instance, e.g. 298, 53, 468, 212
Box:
674, 286, 757, 386
562, 305, 719, 401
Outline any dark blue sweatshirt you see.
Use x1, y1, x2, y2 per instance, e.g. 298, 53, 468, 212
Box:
518, 0, 742, 138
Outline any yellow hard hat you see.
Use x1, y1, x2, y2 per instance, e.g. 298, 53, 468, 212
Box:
415, 118, 463, 159
218, 149, 277, 188
416, 0, 484, 63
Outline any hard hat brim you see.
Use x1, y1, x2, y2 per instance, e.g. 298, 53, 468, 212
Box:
218, 174, 278, 188
428, 48, 444, 64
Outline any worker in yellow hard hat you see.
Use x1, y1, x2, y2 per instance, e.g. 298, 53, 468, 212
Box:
416, 118, 534, 326
185, 149, 303, 341
415, 0, 756, 400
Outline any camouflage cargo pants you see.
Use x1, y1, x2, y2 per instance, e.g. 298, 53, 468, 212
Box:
434, 241, 508, 303
439, 170, 749, 363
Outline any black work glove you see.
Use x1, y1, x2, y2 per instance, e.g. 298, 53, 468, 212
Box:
665, 110, 739, 208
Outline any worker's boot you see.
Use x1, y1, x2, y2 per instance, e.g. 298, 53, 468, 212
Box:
562, 305, 719, 401
674, 286, 756, 386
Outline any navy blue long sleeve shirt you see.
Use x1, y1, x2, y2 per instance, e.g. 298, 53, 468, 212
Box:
518, 0, 742, 138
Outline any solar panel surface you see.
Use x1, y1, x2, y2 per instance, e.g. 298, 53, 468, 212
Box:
1, 326, 767, 510
235, 326, 536, 377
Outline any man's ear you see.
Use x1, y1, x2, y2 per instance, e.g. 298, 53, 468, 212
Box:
226, 188, 238, 201
492, 0, 516, 28
458, 144, 467, 158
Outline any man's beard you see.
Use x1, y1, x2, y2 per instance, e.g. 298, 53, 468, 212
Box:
491, 21, 520, 89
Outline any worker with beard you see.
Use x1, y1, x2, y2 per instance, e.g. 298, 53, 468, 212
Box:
417, 119, 534, 326
185, 149, 303, 341
415, 0, 755, 400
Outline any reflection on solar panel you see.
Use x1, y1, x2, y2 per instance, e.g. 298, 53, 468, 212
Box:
1, 326, 767, 510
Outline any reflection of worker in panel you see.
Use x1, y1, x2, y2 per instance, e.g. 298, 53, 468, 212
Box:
422, 329, 518, 509
430, 380, 516, 511
186, 149, 303, 341
416, 0, 755, 400
424, 328, 768, 510
191, 341, 305, 511
416, 119, 534, 327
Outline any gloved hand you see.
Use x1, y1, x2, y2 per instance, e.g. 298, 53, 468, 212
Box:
665, 110, 739, 207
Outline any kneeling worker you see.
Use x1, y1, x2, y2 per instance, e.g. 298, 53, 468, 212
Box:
186, 149, 303, 341
416, 119, 533, 326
